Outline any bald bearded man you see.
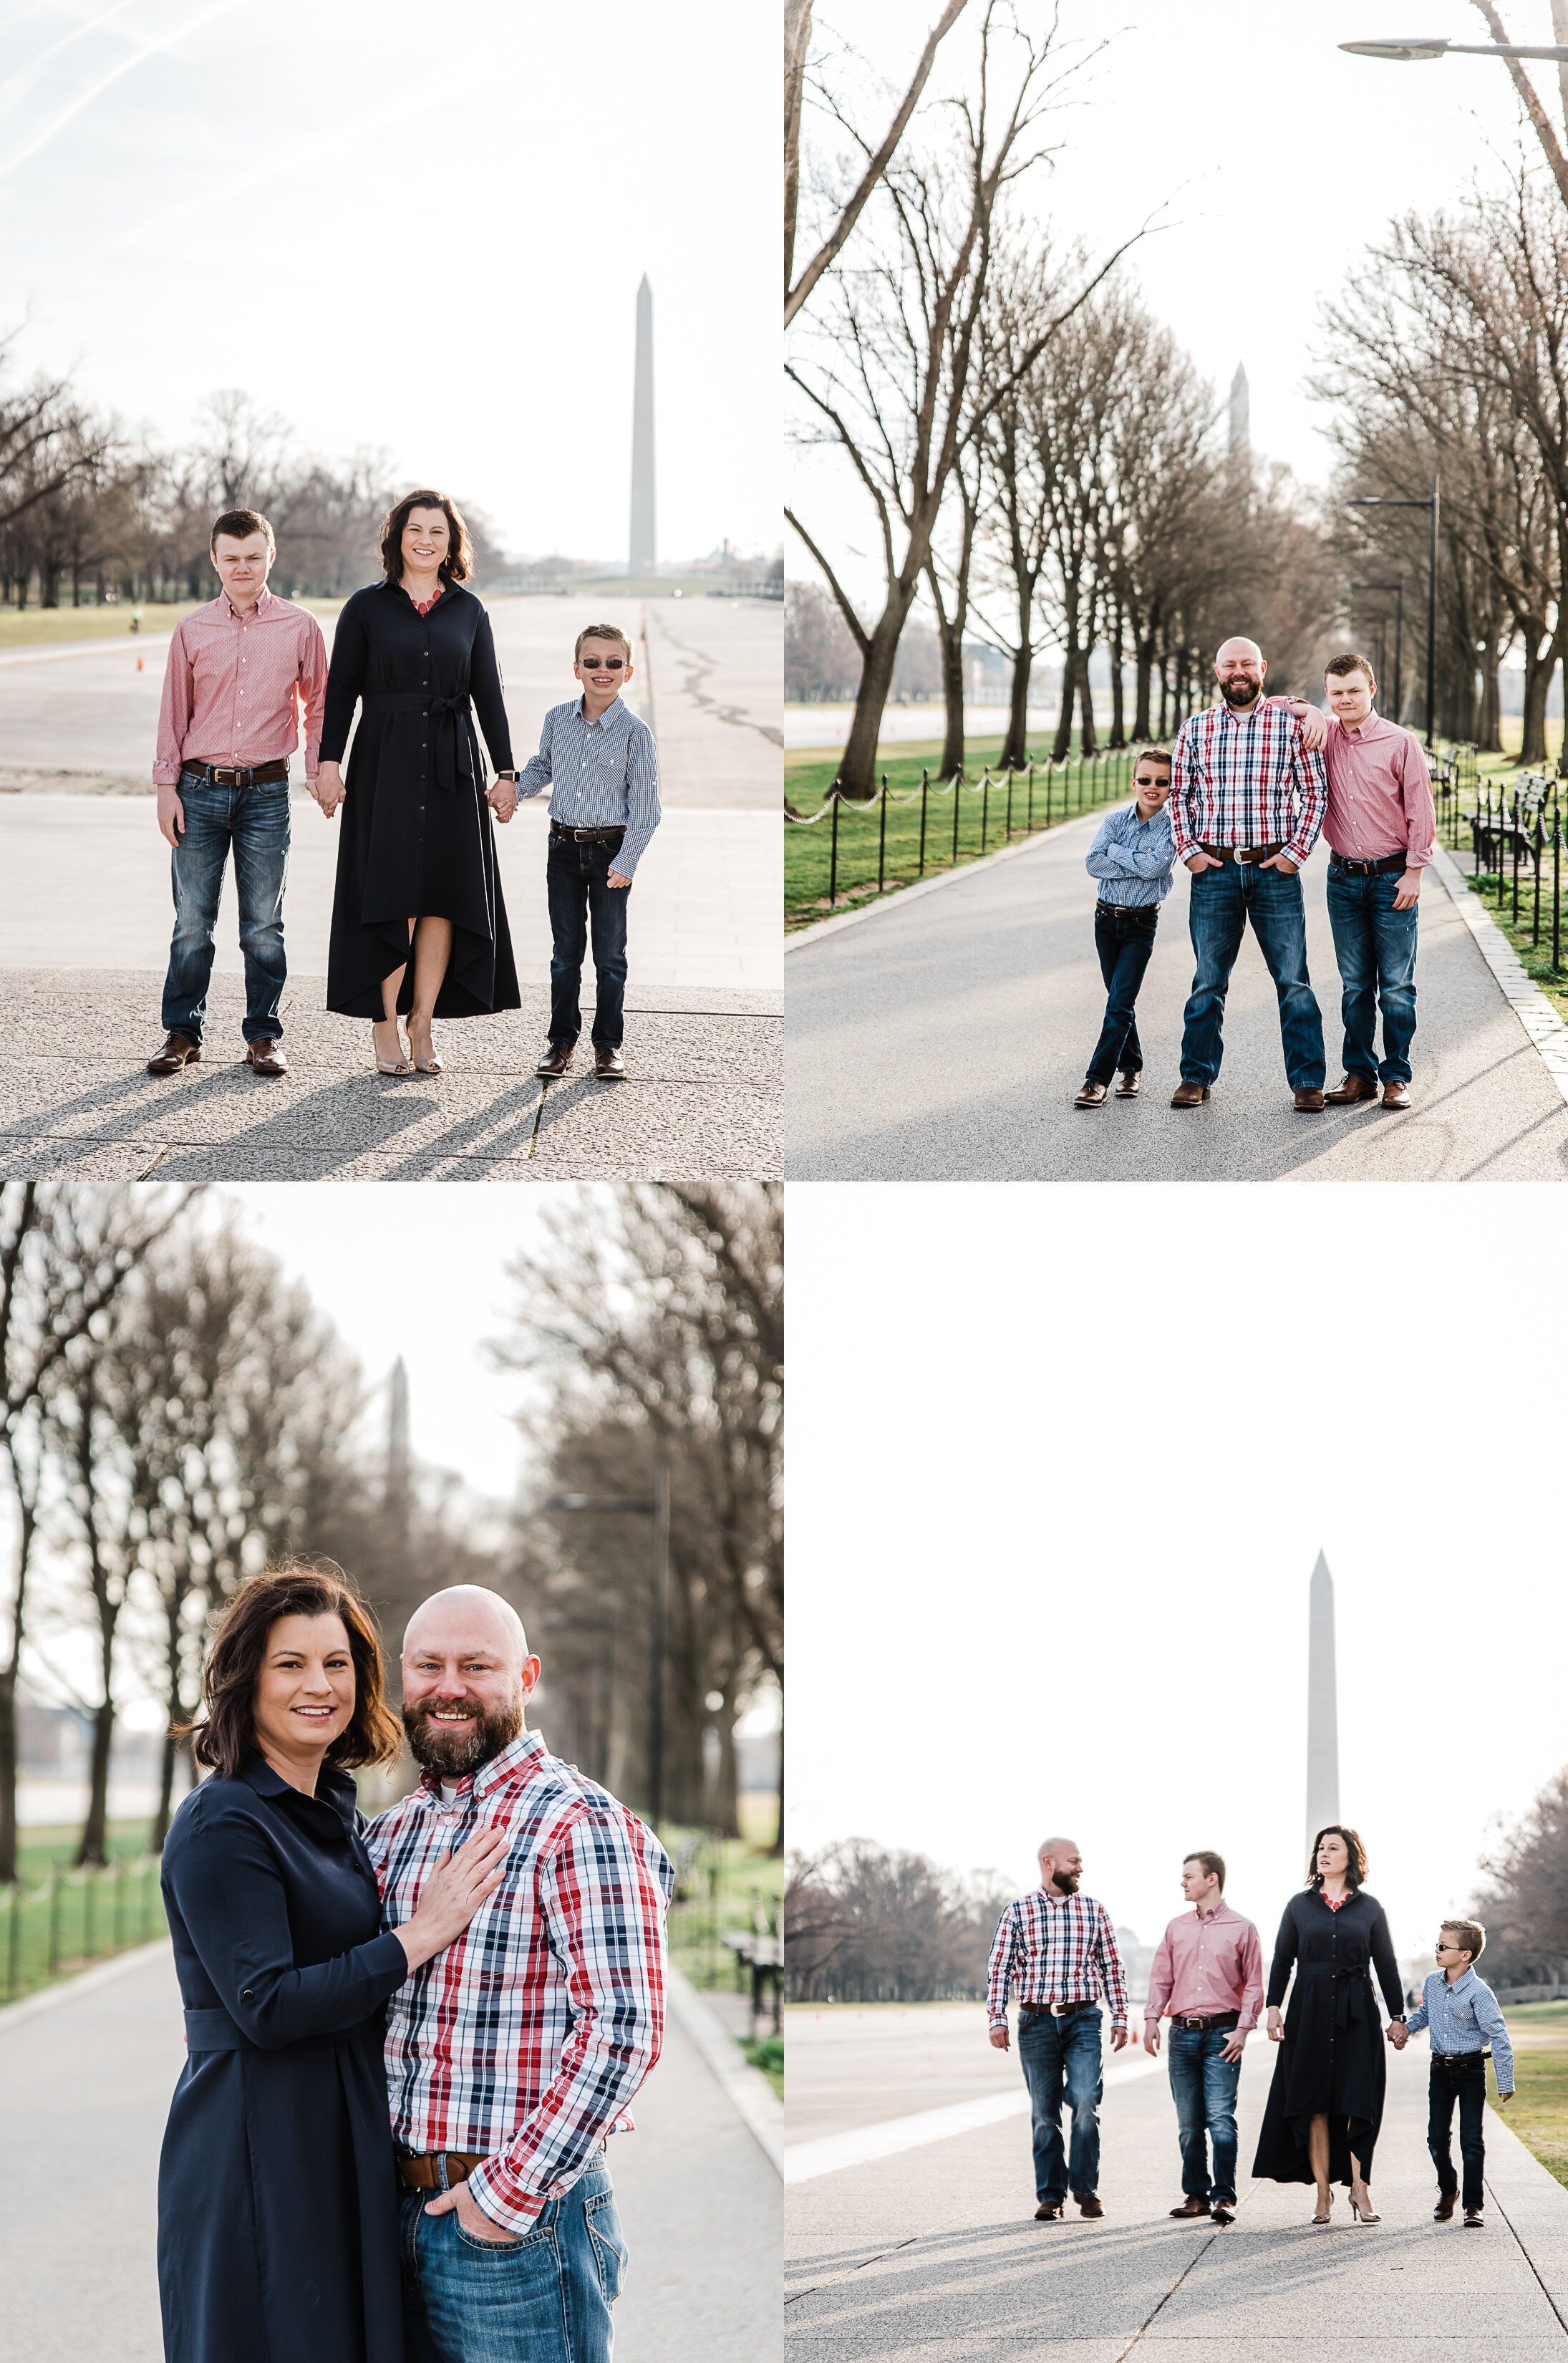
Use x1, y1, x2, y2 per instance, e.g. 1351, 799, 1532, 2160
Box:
365, 1586, 672, 2363
1168, 638, 1330, 1111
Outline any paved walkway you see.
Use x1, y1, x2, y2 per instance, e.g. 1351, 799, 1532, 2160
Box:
0, 1942, 780, 2362
785, 811, 1568, 1181
787, 2016, 1568, 2359
0, 596, 781, 1180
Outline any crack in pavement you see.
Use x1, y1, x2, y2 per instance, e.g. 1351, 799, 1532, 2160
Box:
652, 617, 783, 748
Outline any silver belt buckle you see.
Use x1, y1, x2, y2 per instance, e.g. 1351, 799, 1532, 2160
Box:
1232, 846, 1254, 865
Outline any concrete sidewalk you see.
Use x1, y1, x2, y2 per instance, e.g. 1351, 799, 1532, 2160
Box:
787, 2033, 1568, 2358
0, 1941, 780, 2362
0, 594, 783, 1179
785, 808, 1568, 1181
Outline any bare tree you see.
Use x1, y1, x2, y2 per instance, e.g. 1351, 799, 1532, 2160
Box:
785, 0, 969, 325
788, 9, 1136, 796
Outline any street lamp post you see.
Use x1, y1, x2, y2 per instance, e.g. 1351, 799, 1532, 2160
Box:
1347, 476, 1438, 747
1351, 579, 1405, 720
1340, 38, 1568, 64
542, 1460, 672, 1825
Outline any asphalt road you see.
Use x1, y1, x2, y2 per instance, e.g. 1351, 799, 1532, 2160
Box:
785, 813, 1568, 1182
0, 1942, 780, 2363
787, 2016, 1568, 2359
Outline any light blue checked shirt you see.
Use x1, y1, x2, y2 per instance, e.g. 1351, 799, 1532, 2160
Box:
518, 694, 662, 878
1085, 800, 1177, 907
1407, 1968, 1515, 2092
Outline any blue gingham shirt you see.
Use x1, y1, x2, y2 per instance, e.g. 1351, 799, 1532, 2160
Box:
518, 694, 662, 877
1407, 1968, 1514, 2091
1085, 801, 1177, 907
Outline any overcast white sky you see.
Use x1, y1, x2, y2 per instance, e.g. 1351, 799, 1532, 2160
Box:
793, 0, 1554, 604
1, 1, 777, 561
787, 1182, 1568, 1967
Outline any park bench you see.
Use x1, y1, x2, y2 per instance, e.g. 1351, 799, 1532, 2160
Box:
721, 1923, 783, 2036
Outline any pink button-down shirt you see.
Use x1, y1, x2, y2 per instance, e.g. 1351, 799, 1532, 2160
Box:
1321, 710, 1436, 869
153, 586, 329, 785
1144, 1898, 1264, 2030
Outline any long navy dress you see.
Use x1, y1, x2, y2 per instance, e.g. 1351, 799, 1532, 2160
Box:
321, 578, 521, 1020
157, 1753, 410, 2363
1252, 1886, 1405, 2188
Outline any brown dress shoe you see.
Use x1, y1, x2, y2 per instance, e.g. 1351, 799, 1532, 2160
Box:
1114, 1071, 1142, 1097
1169, 2196, 1211, 2218
1325, 1073, 1378, 1106
1433, 2190, 1457, 2221
1075, 1080, 1108, 1108
246, 1039, 287, 1078
1076, 2195, 1104, 2219
1034, 2202, 1064, 2222
1170, 1080, 1210, 1108
147, 1031, 200, 1076
1463, 2208, 1484, 2228
536, 1042, 575, 1078
1382, 1079, 1411, 1109
1293, 1086, 1325, 1112
1211, 2203, 1235, 2226
594, 1045, 627, 1079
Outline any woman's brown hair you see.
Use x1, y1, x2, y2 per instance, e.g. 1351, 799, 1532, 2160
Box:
379, 488, 474, 584
189, 1561, 402, 1780
1305, 1824, 1368, 1891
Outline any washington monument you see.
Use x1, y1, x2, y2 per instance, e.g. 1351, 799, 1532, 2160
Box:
1306, 1550, 1340, 1857
629, 274, 656, 574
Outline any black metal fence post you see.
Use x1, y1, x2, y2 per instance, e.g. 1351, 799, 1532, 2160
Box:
980, 768, 989, 851
5, 1882, 19, 2001
952, 769, 962, 865
1554, 786, 1562, 972
877, 773, 889, 896
47, 1871, 61, 1976
828, 791, 839, 911
918, 768, 929, 877
1005, 767, 1014, 839
1026, 761, 1035, 831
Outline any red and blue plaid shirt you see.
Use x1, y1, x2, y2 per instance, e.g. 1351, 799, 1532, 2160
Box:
1168, 696, 1327, 869
987, 1887, 1129, 2029
366, 1728, 672, 2233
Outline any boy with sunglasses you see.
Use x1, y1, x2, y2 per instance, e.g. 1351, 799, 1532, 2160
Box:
1390, 1917, 1514, 2228
1075, 748, 1176, 1108
516, 623, 661, 1079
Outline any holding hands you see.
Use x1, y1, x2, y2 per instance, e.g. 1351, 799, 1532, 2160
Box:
311, 761, 345, 818
1386, 2019, 1408, 2050
486, 775, 518, 823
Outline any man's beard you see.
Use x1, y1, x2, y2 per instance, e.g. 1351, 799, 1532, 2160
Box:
403, 1691, 524, 1777
1050, 1870, 1080, 1895
1221, 676, 1262, 709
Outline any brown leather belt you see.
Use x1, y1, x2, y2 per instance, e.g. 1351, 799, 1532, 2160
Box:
183, 758, 289, 787
1020, 1999, 1098, 2018
1199, 841, 1284, 864
1173, 2011, 1239, 2032
397, 2150, 486, 2193
1330, 852, 1405, 877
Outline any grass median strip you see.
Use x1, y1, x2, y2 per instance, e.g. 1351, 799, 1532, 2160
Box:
1501, 2001, 1568, 2190
785, 738, 1139, 930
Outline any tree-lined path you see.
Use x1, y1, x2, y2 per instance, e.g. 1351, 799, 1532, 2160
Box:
785, 809, 1568, 1180
787, 2009, 1568, 2359
0, 597, 782, 1182
0, 1941, 780, 2363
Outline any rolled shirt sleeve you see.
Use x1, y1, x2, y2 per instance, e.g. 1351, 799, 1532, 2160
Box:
1476, 1985, 1515, 2093
299, 615, 329, 776
1168, 722, 1201, 864
1094, 1903, 1129, 2028
1400, 734, 1436, 869
518, 710, 553, 800
154, 622, 195, 785
986, 1905, 1017, 2028
614, 717, 661, 877
1237, 1918, 1264, 2031
1144, 1925, 1174, 2025
1283, 730, 1327, 869
465, 1807, 671, 2234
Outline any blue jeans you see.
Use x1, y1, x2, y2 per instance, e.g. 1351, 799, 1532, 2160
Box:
546, 832, 631, 1048
1017, 2007, 1104, 2204
1325, 859, 1419, 1083
1166, 2025, 1242, 2205
1179, 859, 1324, 1089
1086, 902, 1159, 1084
400, 2157, 624, 2363
160, 768, 290, 1044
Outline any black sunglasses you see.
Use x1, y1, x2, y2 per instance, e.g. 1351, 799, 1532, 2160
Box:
579, 654, 626, 670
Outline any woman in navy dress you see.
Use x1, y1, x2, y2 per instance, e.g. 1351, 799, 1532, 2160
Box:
1252, 1825, 1407, 2226
157, 1562, 507, 2363
317, 490, 521, 1077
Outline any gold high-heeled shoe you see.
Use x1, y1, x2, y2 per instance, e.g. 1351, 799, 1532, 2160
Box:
1348, 2193, 1381, 2223
1312, 2192, 1334, 2226
371, 1021, 412, 1076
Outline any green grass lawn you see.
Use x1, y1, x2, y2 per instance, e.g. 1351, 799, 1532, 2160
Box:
2, 1825, 168, 2006
1497, 2001, 1568, 2190
785, 737, 1139, 929
0, 597, 347, 650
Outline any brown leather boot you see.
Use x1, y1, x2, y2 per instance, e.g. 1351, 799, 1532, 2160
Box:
1325, 1073, 1378, 1106
536, 1042, 575, 1078
594, 1045, 627, 1079
1170, 1080, 1210, 1108
1076, 2195, 1105, 2219
147, 1032, 200, 1075
1433, 2190, 1457, 2221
